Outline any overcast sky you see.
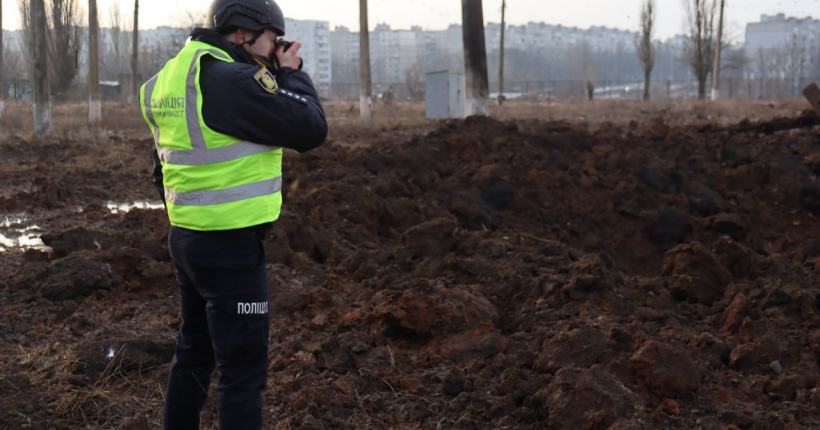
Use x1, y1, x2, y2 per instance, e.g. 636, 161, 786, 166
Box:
3, 0, 820, 41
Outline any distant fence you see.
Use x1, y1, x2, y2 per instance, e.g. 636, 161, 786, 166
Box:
327, 78, 820, 101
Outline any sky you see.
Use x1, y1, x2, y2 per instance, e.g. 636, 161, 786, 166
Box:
3, 0, 820, 42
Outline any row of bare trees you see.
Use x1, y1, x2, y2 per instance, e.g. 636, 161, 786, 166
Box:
635, 0, 723, 100
3, 0, 141, 135
684, 0, 717, 99
16, 0, 84, 100
637, 0, 726, 100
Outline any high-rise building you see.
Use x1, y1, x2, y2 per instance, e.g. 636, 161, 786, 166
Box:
330, 26, 359, 82
417, 25, 463, 73
745, 14, 820, 80
284, 19, 332, 96
746, 14, 820, 51
370, 24, 420, 84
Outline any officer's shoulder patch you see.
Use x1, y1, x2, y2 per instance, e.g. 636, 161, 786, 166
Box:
253, 67, 278, 94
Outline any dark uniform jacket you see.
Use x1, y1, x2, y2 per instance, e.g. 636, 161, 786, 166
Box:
151, 28, 328, 205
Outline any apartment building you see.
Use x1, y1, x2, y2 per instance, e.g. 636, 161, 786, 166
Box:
745, 14, 820, 80
418, 25, 464, 73
484, 22, 636, 53
746, 13, 820, 51
330, 21, 649, 93
284, 18, 332, 95
330, 25, 360, 87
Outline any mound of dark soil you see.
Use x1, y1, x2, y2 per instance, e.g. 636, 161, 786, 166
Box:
2, 115, 820, 429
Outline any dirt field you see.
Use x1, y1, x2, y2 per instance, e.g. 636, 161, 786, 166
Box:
2, 99, 820, 429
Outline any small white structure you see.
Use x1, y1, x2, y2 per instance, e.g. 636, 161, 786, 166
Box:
425, 71, 464, 119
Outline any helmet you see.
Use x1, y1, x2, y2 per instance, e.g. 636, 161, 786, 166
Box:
205, 0, 286, 36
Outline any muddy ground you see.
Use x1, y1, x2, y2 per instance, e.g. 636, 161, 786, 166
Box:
2, 101, 820, 429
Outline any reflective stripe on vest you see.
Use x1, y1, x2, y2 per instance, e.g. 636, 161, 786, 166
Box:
143, 48, 280, 168
165, 176, 283, 206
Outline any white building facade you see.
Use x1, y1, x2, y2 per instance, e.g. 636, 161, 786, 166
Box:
745, 14, 820, 80
284, 19, 332, 96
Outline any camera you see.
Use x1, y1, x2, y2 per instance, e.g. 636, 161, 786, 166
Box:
276, 39, 292, 52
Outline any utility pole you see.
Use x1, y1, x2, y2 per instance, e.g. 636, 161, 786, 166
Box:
0, 0, 4, 118
461, 0, 490, 116
31, 0, 51, 138
711, 0, 725, 101
88, 0, 101, 122
498, 0, 506, 106
131, 0, 139, 104
359, 0, 373, 121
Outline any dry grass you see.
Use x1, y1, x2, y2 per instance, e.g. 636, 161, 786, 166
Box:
0, 101, 146, 142
17, 342, 165, 429
490, 98, 809, 127
0, 98, 810, 145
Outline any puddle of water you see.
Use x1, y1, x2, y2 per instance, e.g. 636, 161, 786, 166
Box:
0, 200, 163, 253
0, 216, 49, 253
105, 200, 164, 214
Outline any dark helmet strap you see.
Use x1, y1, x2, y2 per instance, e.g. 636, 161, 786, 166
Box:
240, 30, 264, 47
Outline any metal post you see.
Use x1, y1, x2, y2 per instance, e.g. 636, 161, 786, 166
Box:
498, 0, 506, 106
131, 0, 139, 104
711, 0, 725, 101
461, 0, 490, 116
31, 0, 51, 138
88, 0, 101, 122
0, 0, 4, 117
359, 0, 372, 121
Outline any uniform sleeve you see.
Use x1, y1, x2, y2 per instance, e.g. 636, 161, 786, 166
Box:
199, 59, 328, 153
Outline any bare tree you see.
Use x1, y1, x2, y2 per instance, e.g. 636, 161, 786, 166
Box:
721, 46, 749, 78
811, 28, 820, 78
141, 7, 206, 74
140, 40, 171, 78
46, 0, 84, 100
3, 35, 27, 84
682, 0, 717, 99
172, 8, 206, 50
104, 2, 131, 81
753, 47, 784, 80
786, 30, 811, 95
17, 0, 32, 68
710, 0, 725, 100
636, 0, 656, 100
752, 49, 771, 79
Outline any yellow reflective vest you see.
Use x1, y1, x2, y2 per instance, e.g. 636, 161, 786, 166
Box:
140, 41, 283, 231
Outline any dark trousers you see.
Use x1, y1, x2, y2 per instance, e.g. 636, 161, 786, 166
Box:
164, 225, 270, 430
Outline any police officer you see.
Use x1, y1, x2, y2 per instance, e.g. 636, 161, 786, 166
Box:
139, 0, 327, 428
